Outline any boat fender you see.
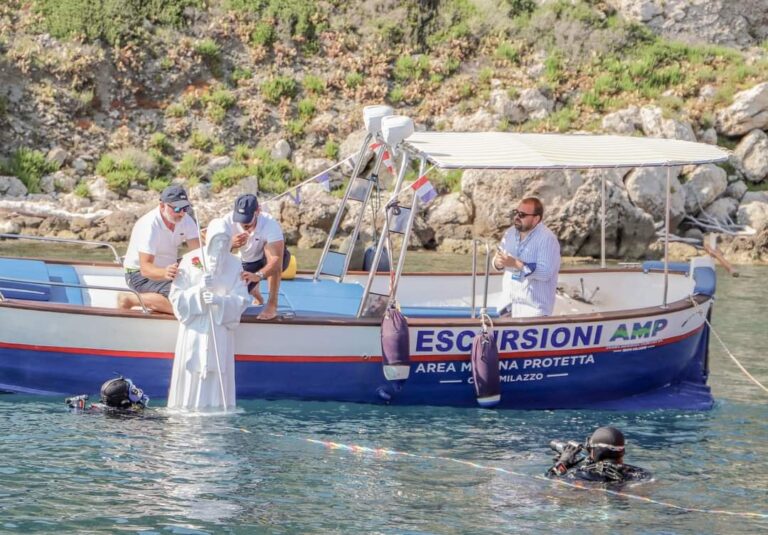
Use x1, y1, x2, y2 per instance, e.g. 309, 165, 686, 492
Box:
380, 306, 411, 382
471, 331, 501, 408
363, 245, 391, 273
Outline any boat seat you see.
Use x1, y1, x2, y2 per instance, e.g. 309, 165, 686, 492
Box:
0, 258, 51, 301
244, 278, 364, 317
47, 264, 85, 305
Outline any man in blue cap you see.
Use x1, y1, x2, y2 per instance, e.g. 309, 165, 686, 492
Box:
119, 185, 200, 314
223, 193, 291, 320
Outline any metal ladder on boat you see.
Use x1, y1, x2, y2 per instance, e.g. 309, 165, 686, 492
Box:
470, 239, 493, 319
357, 152, 423, 318
313, 106, 400, 283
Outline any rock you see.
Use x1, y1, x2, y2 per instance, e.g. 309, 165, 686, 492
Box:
0, 220, 21, 234
682, 164, 728, 213
683, 227, 704, 242
601, 106, 641, 135
702, 197, 739, 223
733, 129, 768, 183
425, 192, 473, 227
72, 158, 89, 174
699, 85, 718, 101
206, 156, 232, 176
548, 171, 656, 259
609, 0, 661, 22
89, 176, 120, 201
61, 192, 91, 210
297, 225, 328, 248
639, 106, 696, 141
737, 191, 768, 231
189, 183, 212, 201
46, 147, 68, 167
102, 211, 139, 242
39, 174, 56, 194
340, 129, 374, 171
0, 176, 28, 197
646, 241, 701, 262
49, 171, 77, 192
489, 89, 526, 123
436, 238, 474, 254
452, 108, 496, 131
716, 82, 768, 136
461, 168, 583, 237
517, 88, 553, 120
272, 139, 292, 160
725, 180, 748, 201
698, 127, 718, 145
624, 166, 685, 225
297, 184, 341, 231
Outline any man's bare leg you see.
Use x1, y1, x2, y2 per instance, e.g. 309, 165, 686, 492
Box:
249, 286, 264, 305
117, 291, 173, 314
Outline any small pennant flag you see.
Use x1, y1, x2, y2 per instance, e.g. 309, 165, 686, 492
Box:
370, 142, 382, 151
382, 150, 395, 174
288, 186, 301, 205
315, 172, 331, 192
411, 175, 437, 205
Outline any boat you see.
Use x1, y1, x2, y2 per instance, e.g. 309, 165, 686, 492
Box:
0, 106, 729, 409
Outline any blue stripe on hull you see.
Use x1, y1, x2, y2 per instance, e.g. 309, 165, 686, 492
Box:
0, 327, 713, 410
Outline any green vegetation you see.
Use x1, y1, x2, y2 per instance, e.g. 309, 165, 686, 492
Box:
0, 148, 60, 193
433, 169, 462, 193
147, 177, 171, 193
73, 181, 90, 198
388, 85, 405, 105
165, 103, 187, 118
34, 0, 204, 45
189, 131, 214, 152
495, 41, 520, 64
261, 76, 298, 104
228, 0, 320, 52
297, 98, 316, 120
324, 139, 339, 160
149, 133, 173, 155
231, 67, 253, 84
303, 75, 325, 95
394, 55, 430, 82
250, 21, 275, 48
345, 72, 364, 89
95, 152, 151, 195
211, 164, 252, 192
179, 152, 206, 182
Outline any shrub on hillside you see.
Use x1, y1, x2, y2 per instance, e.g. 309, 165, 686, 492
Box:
1, 148, 60, 193
261, 76, 297, 104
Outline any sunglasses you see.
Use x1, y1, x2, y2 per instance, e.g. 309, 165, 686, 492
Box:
512, 209, 539, 219
170, 205, 190, 213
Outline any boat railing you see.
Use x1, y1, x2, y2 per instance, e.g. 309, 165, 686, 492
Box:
0, 233, 122, 264
471, 239, 492, 319
0, 276, 150, 314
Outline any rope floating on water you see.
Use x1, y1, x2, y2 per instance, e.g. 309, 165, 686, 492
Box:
305, 437, 768, 520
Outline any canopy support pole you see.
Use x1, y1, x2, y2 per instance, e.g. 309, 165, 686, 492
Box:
600, 175, 606, 269
662, 166, 671, 309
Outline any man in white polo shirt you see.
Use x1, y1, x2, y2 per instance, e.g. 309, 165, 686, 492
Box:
119, 185, 200, 314
224, 193, 291, 320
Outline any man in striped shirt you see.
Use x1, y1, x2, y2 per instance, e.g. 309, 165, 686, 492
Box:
492, 197, 561, 317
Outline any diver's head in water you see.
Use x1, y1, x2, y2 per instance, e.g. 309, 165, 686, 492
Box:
99, 377, 149, 410
585, 426, 625, 463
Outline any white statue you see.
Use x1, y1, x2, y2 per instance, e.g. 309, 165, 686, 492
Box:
167, 218, 251, 410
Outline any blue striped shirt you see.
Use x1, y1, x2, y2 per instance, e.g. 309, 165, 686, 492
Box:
499, 223, 561, 317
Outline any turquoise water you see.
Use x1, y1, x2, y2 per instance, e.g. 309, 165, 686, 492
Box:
1, 266, 767, 533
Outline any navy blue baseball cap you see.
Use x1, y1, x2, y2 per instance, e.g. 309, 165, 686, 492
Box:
160, 185, 190, 209
233, 194, 259, 223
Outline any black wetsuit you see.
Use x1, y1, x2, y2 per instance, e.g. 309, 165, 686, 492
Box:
548, 459, 651, 483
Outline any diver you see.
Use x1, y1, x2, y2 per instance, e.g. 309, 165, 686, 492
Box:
65, 376, 149, 415
546, 426, 651, 483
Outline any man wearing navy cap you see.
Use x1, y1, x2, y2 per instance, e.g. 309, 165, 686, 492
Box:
223, 193, 291, 320
119, 185, 200, 314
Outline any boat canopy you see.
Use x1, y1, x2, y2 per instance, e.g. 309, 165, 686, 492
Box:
402, 132, 730, 170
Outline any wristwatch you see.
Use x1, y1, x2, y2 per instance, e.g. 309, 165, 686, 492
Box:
255, 271, 265, 280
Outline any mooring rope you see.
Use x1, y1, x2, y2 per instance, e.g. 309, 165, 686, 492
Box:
689, 296, 768, 394
302, 437, 768, 520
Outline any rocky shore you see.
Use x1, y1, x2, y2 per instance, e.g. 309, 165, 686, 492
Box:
1, 1, 768, 264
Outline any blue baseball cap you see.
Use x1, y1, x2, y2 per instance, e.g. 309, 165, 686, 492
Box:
233, 194, 259, 223
160, 185, 190, 209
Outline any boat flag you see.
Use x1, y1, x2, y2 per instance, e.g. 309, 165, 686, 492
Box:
315, 172, 331, 192
382, 150, 395, 174
411, 175, 437, 204
288, 186, 301, 205
370, 142, 382, 151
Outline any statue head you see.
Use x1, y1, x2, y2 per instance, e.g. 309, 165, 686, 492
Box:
204, 218, 232, 275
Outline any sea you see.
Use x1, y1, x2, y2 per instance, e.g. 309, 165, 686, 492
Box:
0, 249, 766, 534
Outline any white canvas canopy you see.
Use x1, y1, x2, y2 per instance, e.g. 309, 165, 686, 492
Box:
403, 132, 729, 169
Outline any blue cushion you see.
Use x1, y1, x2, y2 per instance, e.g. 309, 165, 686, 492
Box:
692, 266, 716, 296
0, 258, 51, 301
46, 264, 84, 305
401, 306, 500, 318
641, 261, 690, 274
